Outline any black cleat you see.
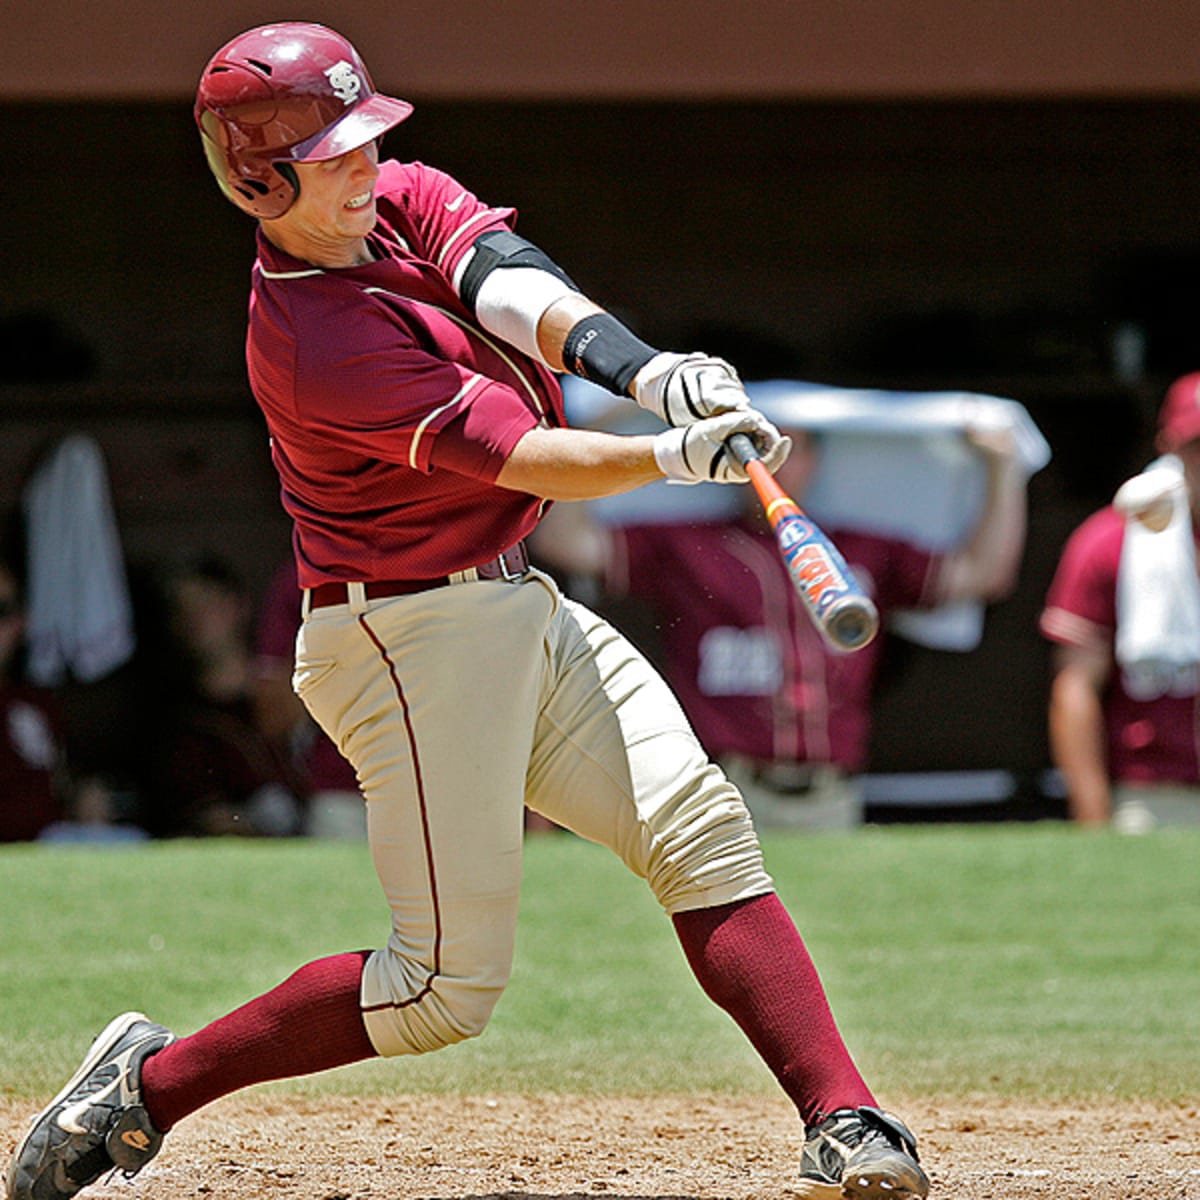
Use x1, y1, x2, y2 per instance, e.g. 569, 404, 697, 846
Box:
797, 1105, 930, 1200
6, 1012, 174, 1200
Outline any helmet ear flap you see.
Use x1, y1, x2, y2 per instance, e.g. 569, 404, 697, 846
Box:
233, 163, 297, 219
198, 124, 298, 219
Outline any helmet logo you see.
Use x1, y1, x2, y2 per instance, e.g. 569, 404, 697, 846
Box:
324, 61, 363, 105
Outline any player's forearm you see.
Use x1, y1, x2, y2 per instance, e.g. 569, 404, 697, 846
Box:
1048, 668, 1112, 824
536, 295, 607, 374
938, 453, 1027, 602
497, 427, 663, 500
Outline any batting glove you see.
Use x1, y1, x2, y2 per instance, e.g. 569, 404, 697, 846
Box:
653, 408, 791, 485
631, 352, 750, 426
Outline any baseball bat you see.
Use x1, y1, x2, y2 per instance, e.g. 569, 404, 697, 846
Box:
727, 432, 880, 653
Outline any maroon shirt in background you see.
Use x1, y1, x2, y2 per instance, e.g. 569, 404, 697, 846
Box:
609, 521, 939, 772
1041, 505, 1200, 784
254, 559, 359, 794
0, 684, 64, 842
247, 160, 565, 589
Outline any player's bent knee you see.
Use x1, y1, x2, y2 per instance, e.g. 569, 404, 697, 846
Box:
360, 952, 507, 1057
642, 762, 774, 914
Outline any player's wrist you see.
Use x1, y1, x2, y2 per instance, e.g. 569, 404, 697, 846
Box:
562, 312, 659, 397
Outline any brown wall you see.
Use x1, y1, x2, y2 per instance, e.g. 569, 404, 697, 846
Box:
6, 1, 1200, 101
8, 98, 1200, 383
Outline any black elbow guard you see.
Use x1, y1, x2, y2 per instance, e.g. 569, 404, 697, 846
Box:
459, 230, 579, 313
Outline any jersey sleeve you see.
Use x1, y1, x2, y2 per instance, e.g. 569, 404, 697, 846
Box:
291, 298, 541, 479
1040, 508, 1121, 648
428, 388, 544, 481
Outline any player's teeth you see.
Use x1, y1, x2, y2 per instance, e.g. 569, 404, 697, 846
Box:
346, 193, 371, 209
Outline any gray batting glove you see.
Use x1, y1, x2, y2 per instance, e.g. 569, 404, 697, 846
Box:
631, 352, 750, 426
653, 408, 791, 485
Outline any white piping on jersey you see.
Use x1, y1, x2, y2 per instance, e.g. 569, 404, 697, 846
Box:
435, 209, 506, 272
362, 285, 547, 418
257, 264, 326, 280
409, 374, 485, 468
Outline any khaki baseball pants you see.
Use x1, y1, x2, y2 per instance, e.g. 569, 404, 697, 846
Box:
294, 570, 773, 1057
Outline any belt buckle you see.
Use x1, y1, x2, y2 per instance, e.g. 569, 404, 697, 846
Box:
495, 542, 527, 582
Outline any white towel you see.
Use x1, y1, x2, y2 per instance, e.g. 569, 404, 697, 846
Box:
560, 375, 1050, 651
752, 385, 1049, 651
21, 435, 136, 686
1113, 455, 1200, 700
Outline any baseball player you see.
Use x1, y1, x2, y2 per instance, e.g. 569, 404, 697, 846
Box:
5, 23, 929, 1200
1042, 372, 1200, 830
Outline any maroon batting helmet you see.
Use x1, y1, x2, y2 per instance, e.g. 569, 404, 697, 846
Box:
195, 23, 413, 219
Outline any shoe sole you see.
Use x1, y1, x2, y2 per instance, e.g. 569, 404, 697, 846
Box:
843, 1154, 929, 1200
795, 1159, 929, 1200
5, 1012, 150, 1200
794, 1183, 846, 1200
795, 1184, 926, 1200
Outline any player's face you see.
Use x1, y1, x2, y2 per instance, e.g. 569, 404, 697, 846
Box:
263, 141, 381, 267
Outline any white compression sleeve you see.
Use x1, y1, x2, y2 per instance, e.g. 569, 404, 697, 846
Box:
463, 261, 578, 368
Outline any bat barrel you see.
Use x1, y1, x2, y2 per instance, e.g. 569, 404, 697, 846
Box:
726, 428, 879, 653
822, 594, 881, 652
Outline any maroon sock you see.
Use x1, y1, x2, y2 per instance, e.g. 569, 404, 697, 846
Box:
672, 893, 874, 1125
140, 951, 377, 1131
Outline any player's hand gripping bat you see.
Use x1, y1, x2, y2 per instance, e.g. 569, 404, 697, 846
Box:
727, 432, 880, 653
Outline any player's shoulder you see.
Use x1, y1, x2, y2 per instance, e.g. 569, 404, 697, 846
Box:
375, 159, 467, 210
1064, 505, 1125, 556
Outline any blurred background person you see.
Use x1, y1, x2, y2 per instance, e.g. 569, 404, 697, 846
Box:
253, 557, 366, 839
1042, 372, 1200, 832
531, 415, 1027, 829
0, 554, 68, 842
143, 553, 305, 837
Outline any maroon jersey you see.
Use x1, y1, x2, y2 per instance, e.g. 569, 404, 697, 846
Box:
0, 684, 64, 842
608, 520, 939, 771
247, 160, 565, 588
1041, 505, 1200, 784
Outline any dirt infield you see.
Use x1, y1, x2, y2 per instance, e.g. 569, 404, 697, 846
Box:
3, 1093, 1198, 1200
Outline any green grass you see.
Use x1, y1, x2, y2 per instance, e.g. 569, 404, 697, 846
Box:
1, 825, 1197, 1103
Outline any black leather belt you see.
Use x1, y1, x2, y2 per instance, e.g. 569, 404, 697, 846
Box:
306, 541, 529, 610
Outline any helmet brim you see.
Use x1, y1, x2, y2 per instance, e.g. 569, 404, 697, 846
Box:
289, 93, 414, 163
